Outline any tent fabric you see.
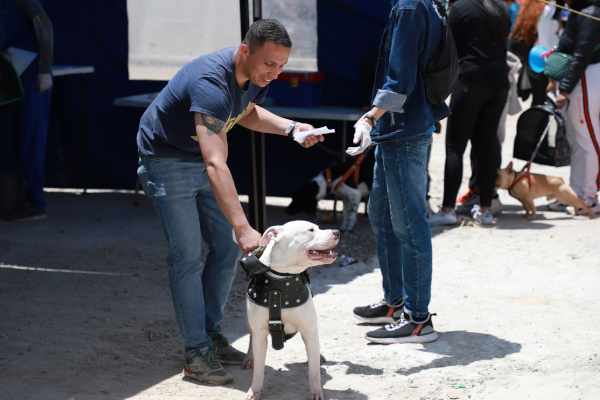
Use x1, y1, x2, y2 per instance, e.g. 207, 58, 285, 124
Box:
43, 0, 389, 196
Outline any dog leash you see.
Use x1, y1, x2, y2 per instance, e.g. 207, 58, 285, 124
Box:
325, 146, 372, 195
512, 106, 558, 195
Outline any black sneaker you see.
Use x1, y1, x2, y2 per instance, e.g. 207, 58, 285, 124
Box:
211, 333, 246, 365
353, 300, 404, 324
365, 312, 438, 344
183, 347, 233, 384
5, 204, 46, 222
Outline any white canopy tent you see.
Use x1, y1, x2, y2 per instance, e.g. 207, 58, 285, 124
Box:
127, 0, 317, 81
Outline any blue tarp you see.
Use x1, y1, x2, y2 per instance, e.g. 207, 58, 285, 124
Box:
43, 0, 389, 196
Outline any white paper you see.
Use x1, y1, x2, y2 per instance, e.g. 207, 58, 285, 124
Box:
6, 47, 37, 76
293, 126, 335, 143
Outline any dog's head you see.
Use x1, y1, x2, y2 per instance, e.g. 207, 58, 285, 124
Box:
258, 221, 340, 274
496, 161, 514, 190
285, 183, 320, 216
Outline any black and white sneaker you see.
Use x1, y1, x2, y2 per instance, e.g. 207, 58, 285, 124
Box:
353, 300, 404, 324
365, 312, 438, 344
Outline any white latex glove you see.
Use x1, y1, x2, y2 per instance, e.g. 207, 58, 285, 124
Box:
346, 119, 372, 156
36, 73, 52, 92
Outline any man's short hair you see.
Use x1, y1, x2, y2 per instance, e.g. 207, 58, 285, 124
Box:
243, 19, 292, 52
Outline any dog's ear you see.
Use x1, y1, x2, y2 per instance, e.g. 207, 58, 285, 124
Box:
258, 226, 283, 267
259, 226, 283, 246
507, 161, 513, 172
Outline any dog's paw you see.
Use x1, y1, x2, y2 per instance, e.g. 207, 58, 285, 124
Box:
245, 386, 262, 400
319, 353, 327, 364
308, 387, 324, 400
241, 356, 254, 369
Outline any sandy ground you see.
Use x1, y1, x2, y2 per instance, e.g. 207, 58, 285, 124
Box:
1, 102, 600, 400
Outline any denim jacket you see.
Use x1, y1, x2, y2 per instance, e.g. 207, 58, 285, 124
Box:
371, 0, 451, 143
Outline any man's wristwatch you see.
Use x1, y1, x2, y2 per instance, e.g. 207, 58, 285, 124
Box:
286, 121, 298, 138
361, 113, 377, 127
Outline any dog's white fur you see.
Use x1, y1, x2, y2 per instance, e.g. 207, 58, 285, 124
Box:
313, 173, 370, 231
242, 221, 339, 400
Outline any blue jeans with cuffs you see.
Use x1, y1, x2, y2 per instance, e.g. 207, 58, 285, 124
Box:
368, 132, 433, 318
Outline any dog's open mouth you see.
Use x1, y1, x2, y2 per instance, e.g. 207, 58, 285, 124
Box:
307, 248, 338, 261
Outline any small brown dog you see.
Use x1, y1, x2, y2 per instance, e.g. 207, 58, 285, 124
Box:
496, 162, 594, 219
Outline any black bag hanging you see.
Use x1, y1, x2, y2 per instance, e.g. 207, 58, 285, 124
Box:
419, 0, 459, 106
513, 101, 570, 167
0, 53, 25, 114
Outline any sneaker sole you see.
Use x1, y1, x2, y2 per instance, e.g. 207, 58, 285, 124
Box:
365, 331, 438, 344
353, 314, 397, 324
182, 368, 233, 384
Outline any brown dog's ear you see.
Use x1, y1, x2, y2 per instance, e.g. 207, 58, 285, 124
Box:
507, 161, 513, 172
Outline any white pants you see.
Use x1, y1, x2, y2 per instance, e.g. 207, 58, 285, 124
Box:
565, 62, 600, 203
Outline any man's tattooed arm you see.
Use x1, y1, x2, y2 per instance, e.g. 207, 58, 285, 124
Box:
201, 114, 226, 136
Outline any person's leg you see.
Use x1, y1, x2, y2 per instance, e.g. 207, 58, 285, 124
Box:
196, 174, 242, 340
17, 64, 52, 210
471, 80, 508, 208
566, 65, 600, 203
364, 134, 437, 344
378, 134, 433, 317
442, 77, 484, 209
138, 156, 220, 357
368, 145, 404, 307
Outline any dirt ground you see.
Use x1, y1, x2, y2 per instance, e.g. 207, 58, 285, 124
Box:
1, 103, 600, 400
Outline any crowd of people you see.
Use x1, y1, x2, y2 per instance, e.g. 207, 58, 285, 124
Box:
428, 0, 600, 226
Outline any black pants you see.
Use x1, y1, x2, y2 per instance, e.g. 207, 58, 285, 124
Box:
442, 72, 509, 208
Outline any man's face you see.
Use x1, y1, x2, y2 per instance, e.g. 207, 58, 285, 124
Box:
241, 41, 291, 87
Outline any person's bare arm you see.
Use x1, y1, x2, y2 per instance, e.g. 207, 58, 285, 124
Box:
238, 104, 323, 148
195, 112, 261, 254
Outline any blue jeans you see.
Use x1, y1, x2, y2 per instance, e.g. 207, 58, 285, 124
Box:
368, 133, 433, 318
137, 154, 242, 357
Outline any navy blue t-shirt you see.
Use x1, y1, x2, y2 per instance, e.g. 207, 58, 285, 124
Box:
137, 47, 268, 161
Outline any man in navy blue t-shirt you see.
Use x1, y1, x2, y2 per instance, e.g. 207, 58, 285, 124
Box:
136, 19, 324, 385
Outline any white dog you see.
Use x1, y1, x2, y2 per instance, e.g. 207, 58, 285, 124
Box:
241, 221, 340, 400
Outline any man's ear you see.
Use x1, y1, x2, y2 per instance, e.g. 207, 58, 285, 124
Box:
239, 43, 250, 60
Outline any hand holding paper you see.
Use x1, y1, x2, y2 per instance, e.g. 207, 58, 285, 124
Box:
292, 126, 335, 143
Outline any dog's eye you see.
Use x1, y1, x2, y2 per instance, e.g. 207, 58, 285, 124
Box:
308, 228, 315, 232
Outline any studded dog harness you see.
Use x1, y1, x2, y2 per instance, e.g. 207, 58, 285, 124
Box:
240, 246, 312, 350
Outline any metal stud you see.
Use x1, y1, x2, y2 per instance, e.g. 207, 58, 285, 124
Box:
265, 279, 269, 283
248, 288, 252, 293
263, 299, 267, 303
285, 282, 290, 286
296, 299, 300, 303
295, 277, 299, 281
285, 301, 289, 305
274, 304, 277, 308
253, 293, 257, 298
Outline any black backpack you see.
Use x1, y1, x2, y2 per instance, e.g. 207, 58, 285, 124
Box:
513, 102, 570, 167
419, 0, 459, 106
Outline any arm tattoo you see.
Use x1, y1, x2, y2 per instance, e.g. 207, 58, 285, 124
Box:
201, 114, 226, 136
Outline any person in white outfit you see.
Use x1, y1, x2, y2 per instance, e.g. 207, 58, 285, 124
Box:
547, 0, 600, 214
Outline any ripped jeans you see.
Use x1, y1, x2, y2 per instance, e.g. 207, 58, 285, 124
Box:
137, 154, 241, 357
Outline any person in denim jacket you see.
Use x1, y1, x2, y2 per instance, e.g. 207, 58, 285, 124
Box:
348, 0, 450, 344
